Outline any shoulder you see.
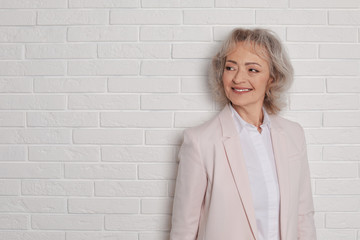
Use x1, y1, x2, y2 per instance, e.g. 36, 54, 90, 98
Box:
270, 114, 306, 151
183, 111, 222, 143
270, 114, 304, 135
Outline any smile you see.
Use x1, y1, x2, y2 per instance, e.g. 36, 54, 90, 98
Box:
232, 88, 252, 92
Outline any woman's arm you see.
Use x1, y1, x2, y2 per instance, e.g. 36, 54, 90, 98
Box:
298, 127, 317, 240
170, 129, 207, 240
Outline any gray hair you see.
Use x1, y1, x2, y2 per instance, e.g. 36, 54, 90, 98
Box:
209, 28, 294, 114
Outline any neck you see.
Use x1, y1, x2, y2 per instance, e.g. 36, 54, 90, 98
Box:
232, 103, 264, 128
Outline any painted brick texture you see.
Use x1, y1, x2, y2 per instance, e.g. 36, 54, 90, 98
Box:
0, 1, 359, 240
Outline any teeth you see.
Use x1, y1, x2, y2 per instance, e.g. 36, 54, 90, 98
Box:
233, 88, 251, 92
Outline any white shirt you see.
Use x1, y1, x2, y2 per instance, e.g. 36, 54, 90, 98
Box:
230, 104, 280, 240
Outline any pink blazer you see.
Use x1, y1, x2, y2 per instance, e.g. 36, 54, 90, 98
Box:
170, 105, 316, 240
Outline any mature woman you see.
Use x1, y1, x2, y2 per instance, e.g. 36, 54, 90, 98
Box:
170, 28, 316, 240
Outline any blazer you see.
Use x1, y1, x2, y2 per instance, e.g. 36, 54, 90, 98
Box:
170, 104, 316, 240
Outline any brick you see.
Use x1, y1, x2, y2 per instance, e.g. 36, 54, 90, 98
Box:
286, 44, 318, 59
142, 60, 209, 76
101, 146, 176, 162
95, 181, 168, 197
327, 78, 360, 93
38, 10, 108, 25
73, 129, 143, 145
105, 215, 171, 231
27, 112, 98, 127
0, 163, 61, 179
287, 27, 357, 42
316, 180, 360, 194
256, 10, 326, 25
290, 0, 360, 8
142, 0, 213, 7
68, 60, 139, 76
323, 146, 360, 161
26, 44, 96, 59
66, 232, 137, 240
0, 27, 66, 43
32, 215, 103, 230
141, 198, 173, 214
0, 197, 65, 213
181, 77, 211, 93
0, 11, 35, 25
214, 26, 286, 41
173, 43, 220, 59
139, 164, 178, 180
309, 162, 358, 178
146, 130, 183, 145
0, 232, 65, 240
289, 78, 325, 93
101, 112, 172, 128
216, 0, 287, 7
0, 61, 66, 76
307, 145, 322, 161
68, 198, 139, 213
281, 111, 322, 127
320, 44, 360, 59
69, 0, 139, 8
326, 213, 360, 228
22, 180, 93, 196
68, 26, 137, 42
293, 60, 359, 76
290, 95, 359, 110
0, 129, 70, 144
316, 229, 355, 240
184, 10, 254, 24
109, 77, 179, 93
175, 112, 217, 128
68, 95, 139, 110
306, 128, 360, 144
0, 44, 22, 59
98, 43, 171, 59
139, 233, 170, 240
0, 0, 66, 8
34, 77, 106, 93
0, 78, 32, 92
29, 146, 100, 162
329, 10, 360, 25
140, 26, 211, 41
324, 112, 360, 127
65, 163, 136, 179
111, 10, 181, 25
0, 146, 26, 161
0, 180, 20, 195
314, 197, 359, 212
141, 94, 212, 110
314, 213, 325, 228
0, 214, 28, 229
0, 112, 25, 127
168, 180, 176, 197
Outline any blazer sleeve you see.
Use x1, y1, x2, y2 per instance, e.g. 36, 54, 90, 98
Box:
297, 126, 317, 240
170, 129, 207, 240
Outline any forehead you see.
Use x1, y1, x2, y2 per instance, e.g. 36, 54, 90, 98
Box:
226, 41, 269, 62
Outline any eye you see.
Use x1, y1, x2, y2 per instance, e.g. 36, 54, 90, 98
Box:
249, 68, 259, 73
225, 66, 236, 71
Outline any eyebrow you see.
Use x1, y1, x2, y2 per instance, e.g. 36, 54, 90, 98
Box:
226, 60, 262, 67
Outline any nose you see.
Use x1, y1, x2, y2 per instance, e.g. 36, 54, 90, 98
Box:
232, 69, 246, 84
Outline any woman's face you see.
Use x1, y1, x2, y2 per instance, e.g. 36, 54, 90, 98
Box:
222, 42, 272, 112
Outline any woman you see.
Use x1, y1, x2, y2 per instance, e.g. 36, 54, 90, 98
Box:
170, 28, 316, 240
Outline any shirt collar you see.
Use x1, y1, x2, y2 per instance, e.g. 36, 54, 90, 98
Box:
229, 103, 271, 133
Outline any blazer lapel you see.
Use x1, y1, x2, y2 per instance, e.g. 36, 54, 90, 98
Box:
269, 115, 290, 240
219, 105, 258, 239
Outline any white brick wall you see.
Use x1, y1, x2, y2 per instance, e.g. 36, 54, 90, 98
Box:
0, 1, 359, 239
